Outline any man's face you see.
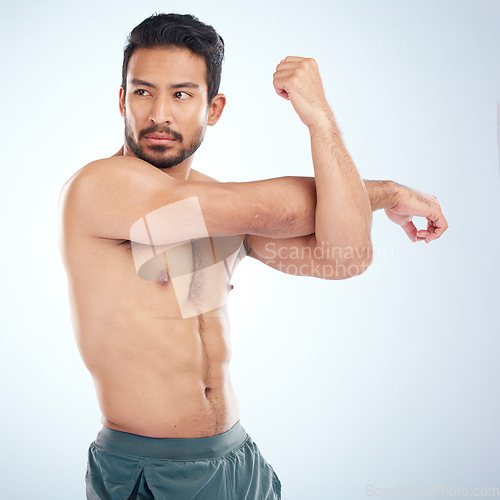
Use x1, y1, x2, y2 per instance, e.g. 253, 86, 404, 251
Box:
120, 47, 212, 170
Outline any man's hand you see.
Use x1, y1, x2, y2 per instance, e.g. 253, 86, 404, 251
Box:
273, 56, 333, 127
385, 183, 448, 244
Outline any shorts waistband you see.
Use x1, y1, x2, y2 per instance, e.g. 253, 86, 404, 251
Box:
94, 421, 248, 460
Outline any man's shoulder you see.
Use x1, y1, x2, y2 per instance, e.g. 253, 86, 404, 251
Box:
58, 156, 174, 224
61, 156, 166, 196
81, 156, 155, 178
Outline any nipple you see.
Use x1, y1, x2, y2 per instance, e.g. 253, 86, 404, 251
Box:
156, 268, 170, 287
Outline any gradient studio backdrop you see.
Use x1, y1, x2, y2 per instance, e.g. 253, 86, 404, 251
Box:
0, 0, 498, 499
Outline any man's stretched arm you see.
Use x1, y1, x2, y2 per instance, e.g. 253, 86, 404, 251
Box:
61, 156, 321, 244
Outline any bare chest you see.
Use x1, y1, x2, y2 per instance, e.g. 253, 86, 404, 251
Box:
127, 234, 246, 318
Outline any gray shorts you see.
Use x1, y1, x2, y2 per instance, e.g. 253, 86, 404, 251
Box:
85, 421, 281, 499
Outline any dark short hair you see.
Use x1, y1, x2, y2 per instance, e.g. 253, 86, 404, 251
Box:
122, 13, 225, 103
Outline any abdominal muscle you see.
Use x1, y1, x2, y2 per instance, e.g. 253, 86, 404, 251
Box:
86, 308, 240, 438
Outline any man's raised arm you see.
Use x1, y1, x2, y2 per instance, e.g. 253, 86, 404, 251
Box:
270, 56, 374, 267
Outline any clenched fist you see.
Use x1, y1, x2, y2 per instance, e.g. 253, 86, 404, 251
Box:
273, 56, 333, 128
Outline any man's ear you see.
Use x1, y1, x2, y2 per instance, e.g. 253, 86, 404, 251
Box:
119, 87, 125, 117
207, 93, 226, 126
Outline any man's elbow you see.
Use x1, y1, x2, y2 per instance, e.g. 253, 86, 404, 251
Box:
321, 242, 373, 280
348, 241, 373, 277
356, 241, 373, 273
346, 255, 373, 278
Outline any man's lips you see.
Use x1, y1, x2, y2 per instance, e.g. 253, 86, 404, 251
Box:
144, 134, 176, 142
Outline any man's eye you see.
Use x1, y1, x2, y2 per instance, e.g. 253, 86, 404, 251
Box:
134, 89, 149, 96
174, 91, 189, 99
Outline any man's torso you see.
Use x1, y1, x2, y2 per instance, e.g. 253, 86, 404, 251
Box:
60, 163, 246, 438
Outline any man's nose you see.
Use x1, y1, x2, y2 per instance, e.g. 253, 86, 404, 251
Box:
149, 94, 174, 124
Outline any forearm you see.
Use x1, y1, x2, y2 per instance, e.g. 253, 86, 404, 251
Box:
308, 114, 372, 254
266, 56, 396, 253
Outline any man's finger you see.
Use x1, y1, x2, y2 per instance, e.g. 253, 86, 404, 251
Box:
281, 55, 308, 63
426, 211, 449, 242
272, 69, 297, 98
401, 221, 420, 242
275, 61, 298, 71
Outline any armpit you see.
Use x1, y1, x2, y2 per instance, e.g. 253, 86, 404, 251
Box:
243, 234, 252, 258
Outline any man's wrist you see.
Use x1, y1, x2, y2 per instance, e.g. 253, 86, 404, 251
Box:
364, 180, 399, 211
384, 180, 400, 210
307, 111, 338, 138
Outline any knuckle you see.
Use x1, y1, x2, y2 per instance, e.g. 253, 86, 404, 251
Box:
299, 59, 309, 69
294, 67, 304, 79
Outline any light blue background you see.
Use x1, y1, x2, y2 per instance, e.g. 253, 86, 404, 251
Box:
0, 0, 499, 498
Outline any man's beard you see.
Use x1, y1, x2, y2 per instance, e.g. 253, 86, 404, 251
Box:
124, 118, 206, 170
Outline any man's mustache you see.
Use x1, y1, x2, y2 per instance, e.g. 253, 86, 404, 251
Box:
139, 126, 183, 142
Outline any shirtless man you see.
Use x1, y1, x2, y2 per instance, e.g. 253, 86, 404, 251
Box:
58, 13, 448, 500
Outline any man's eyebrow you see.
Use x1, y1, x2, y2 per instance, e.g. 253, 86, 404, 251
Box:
130, 79, 200, 90
130, 78, 157, 89
170, 82, 200, 90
